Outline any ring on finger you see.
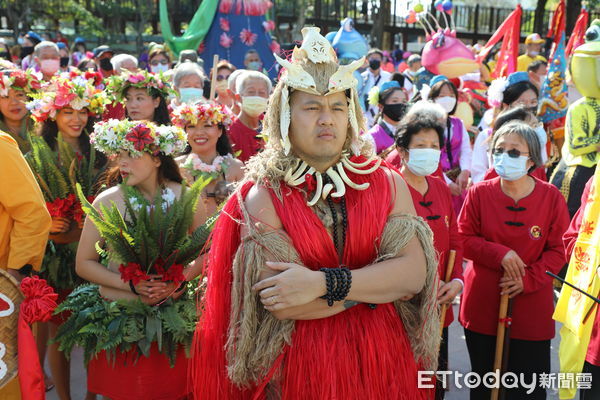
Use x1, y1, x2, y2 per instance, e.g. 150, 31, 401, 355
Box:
270, 296, 278, 305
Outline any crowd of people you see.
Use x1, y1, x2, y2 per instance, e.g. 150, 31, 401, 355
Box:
0, 24, 598, 400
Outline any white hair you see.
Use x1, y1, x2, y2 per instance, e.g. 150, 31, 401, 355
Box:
172, 62, 206, 89
405, 100, 447, 121
111, 54, 138, 71
227, 69, 246, 93
235, 70, 272, 95
34, 41, 59, 57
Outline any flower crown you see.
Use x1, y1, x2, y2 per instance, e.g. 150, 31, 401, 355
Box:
170, 101, 233, 128
90, 119, 187, 157
107, 70, 173, 103
0, 69, 42, 97
26, 73, 108, 122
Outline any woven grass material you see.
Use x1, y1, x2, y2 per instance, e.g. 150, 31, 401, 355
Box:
0, 268, 24, 388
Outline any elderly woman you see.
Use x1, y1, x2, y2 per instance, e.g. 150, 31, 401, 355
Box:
396, 111, 463, 400
458, 121, 569, 399
212, 60, 236, 109
111, 54, 138, 73
172, 62, 206, 106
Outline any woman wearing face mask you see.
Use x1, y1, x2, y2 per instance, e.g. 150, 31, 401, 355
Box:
172, 101, 244, 215
71, 37, 87, 66
426, 75, 472, 212
365, 81, 408, 155
228, 70, 271, 163
212, 60, 236, 109
458, 121, 569, 400
57, 119, 206, 400
108, 69, 172, 125
20, 31, 42, 70
396, 112, 464, 400
0, 69, 40, 153
27, 73, 108, 400
147, 44, 171, 75
57, 43, 71, 73
471, 72, 545, 183
171, 62, 206, 106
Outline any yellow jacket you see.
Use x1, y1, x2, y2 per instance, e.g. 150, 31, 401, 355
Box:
0, 131, 51, 272
563, 98, 600, 168
517, 53, 547, 72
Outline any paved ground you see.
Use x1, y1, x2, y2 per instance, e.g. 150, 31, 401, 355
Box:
47, 302, 579, 400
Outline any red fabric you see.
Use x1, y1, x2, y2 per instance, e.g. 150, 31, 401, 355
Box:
483, 167, 547, 182
566, 8, 589, 58
476, 5, 522, 78
546, 0, 566, 55
228, 118, 264, 163
18, 276, 58, 400
561, 177, 599, 365
49, 288, 72, 325
404, 175, 464, 327
457, 177, 569, 340
88, 343, 189, 400
191, 159, 430, 399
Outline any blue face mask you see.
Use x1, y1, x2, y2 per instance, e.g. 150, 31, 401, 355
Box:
492, 153, 529, 181
406, 148, 441, 176
179, 87, 204, 103
247, 61, 262, 71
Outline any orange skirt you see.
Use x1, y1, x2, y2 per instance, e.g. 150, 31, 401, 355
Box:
88, 342, 189, 399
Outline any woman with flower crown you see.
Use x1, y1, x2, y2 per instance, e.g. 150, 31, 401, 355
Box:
26, 70, 109, 400
172, 101, 245, 214
54, 119, 207, 399
107, 69, 172, 125
0, 67, 40, 153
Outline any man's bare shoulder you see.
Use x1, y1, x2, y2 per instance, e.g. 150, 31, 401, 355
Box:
243, 183, 283, 231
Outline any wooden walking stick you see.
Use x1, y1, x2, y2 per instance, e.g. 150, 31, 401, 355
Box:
209, 54, 219, 101
491, 292, 514, 400
439, 249, 457, 336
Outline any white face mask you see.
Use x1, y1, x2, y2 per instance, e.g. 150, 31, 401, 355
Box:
179, 87, 204, 103
151, 64, 169, 74
493, 153, 529, 181
528, 50, 539, 57
215, 80, 228, 93
241, 96, 268, 117
406, 148, 441, 176
435, 96, 456, 113
40, 59, 60, 75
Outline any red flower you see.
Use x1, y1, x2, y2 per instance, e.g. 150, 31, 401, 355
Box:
119, 262, 150, 285
46, 197, 69, 218
219, 17, 230, 32
10, 71, 27, 88
84, 70, 103, 87
125, 124, 154, 151
20, 276, 58, 324
162, 263, 185, 284
54, 81, 77, 107
72, 196, 95, 225
240, 29, 258, 46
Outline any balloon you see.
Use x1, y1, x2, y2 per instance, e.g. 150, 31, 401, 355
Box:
442, 0, 453, 12
406, 10, 417, 24
435, 0, 444, 12
414, 4, 424, 13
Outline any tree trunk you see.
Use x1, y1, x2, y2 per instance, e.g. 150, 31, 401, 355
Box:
534, 0, 548, 35
566, 0, 582, 35
291, 0, 307, 42
370, 0, 390, 48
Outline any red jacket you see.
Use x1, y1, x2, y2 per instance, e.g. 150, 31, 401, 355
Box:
458, 177, 569, 340
228, 118, 264, 163
405, 174, 464, 327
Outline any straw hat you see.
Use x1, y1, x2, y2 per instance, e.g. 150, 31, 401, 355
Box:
0, 269, 24, 388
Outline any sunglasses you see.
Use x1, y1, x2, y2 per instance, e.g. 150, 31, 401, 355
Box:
493, 148, 529, 158
216, 74, 229, 81
150, 60, 169, 66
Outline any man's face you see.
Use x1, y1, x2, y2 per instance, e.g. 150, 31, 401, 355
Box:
240, 78, 269, 98
36, 46, 59, 63
288, 90, 349, 168
528, 64, 547, 88
527, 43, 542, 56
244, 53, 262, 70
410, 61, 422, 72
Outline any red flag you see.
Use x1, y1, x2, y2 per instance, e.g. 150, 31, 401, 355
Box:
546, 0, 566, 61
566, 8, 590, 58
476, 5, 522, 78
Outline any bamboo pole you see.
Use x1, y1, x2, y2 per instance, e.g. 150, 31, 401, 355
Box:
491, 293, 511, 400
439, 249, 457, 336
209, 54, 219, 101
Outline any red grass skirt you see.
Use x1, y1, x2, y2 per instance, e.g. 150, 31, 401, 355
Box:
88, 343, 189, 399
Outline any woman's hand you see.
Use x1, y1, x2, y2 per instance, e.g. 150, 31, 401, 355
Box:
456, 170, 470, 191
499, 276, 524, 298
437, 280, 463, 305
448, 182, 462, 196
132, 275, 168, 299
500, 250, 526, 280
252, 262, 325, 312
50, 217, 71, 234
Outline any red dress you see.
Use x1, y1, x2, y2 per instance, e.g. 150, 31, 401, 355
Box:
458, 177, 569, 340
562, 177, 600, 365
228, 118, 264, 163
191, 160, 429, 399
405, 175, 463, 327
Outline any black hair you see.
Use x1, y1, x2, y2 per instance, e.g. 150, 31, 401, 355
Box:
40, 116, 107, 169
182, 125, 233, 156
503, 81, 539, 106
379, 86, 405, 105
428, 80, 459, 115
103, 152, 183, 188
493, 106, 536, 131
395, 114, 445, 149
390, 72, 406, 89
76, 58, 95, 71
124, 86, 171, 126
527, 60, 547, 74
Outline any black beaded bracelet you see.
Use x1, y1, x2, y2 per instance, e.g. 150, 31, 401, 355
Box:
319, 267, 352, 306
129, 280, 139, 295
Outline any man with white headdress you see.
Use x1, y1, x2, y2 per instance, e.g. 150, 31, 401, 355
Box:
190, 27, 440, 399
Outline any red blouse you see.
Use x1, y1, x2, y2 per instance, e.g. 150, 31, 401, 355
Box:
405, 174, 464, 327
458, 177, 569, 340
228, 118, 264, 163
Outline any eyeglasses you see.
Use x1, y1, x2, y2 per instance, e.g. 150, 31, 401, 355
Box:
216, 74, 229, 81
493, 148, 529, 158
150, 60, 169, 66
